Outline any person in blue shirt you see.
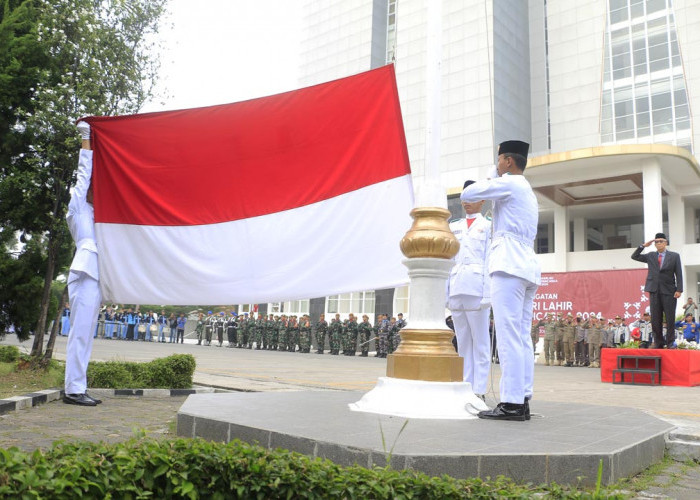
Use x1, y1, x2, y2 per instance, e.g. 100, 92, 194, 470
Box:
675, 314, 699, 344
176, 313, 187, 344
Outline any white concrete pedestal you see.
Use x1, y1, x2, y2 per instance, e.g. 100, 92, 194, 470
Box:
349, 377, 488, 419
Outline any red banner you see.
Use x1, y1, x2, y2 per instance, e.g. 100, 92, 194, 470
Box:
533, 269, 648, 321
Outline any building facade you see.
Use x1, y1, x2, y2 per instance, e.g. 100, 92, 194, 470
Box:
246, 0, 700, 321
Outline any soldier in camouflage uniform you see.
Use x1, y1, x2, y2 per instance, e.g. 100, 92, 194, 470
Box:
241, 315, 247, 347
299, 315, 312, 353
263, 314, 273, 350
195, 312, 205, 345
315, 313, 328, 354
358, 314, 372, 357
277, 315, 288, 351
394, 313, 406, 351
562, 313, 576, 366
287, 316, 299, 352
254, 313, 265, 349
344, 314, 358, 356
246, 313, 255, 349
271, 315, 280, 350
386, 317, 398, 355
377, 314, 389, 358
574, 316, 589, 366
553, 313, 565, 365
586, 316, 604, 368
329, 314, 342, 355
542, 313, 556, 365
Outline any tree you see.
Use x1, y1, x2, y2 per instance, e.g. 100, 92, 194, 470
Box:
0, 0, 167, 357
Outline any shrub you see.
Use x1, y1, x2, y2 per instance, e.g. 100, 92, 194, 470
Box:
0, 436, 622, 499
86, 354, 196, 389
86, 361, 134, 389
0, 345, 20, 363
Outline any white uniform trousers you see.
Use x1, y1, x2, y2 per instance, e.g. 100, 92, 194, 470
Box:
491, 271, 537, 404
451, 305, 491, 395
64, 273, 101, 394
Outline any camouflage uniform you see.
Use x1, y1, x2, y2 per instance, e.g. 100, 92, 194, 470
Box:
553, 317, 565, 365
255, 316, 265, 349
271, 317, 280, 350
574, 318, 589, 366
299, 317, 312, 353
287, 318, 299, 352
315, 317, 328, 354
195, 316, 204, 345
377, 316, 389, 358
387, 318, 398, 354
542, 317, 556, 365
562, 317, 576, 366
329, 318, 342, 355
277, 317, 288, 351
587, 319, 604, 367
344, 316, 358, 355
357, 317, 372, 357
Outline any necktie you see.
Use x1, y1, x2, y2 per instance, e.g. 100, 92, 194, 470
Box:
658, 254, 662, 267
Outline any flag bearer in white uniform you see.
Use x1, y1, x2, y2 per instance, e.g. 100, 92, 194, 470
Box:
447, 180, 492, 399
63, 121, 102, 407
461, 140, 540, 421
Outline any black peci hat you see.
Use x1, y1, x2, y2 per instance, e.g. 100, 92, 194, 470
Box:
498, 140, 530, 158
463, 180, 475, 189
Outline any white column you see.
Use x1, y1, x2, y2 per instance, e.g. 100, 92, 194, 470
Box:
642, 160, 663, 240
553, 205, 568, 271
667, 193, 685, 247
573, 217, 586, 252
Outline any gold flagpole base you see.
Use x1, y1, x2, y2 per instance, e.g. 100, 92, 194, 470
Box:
386, 328, 463, 382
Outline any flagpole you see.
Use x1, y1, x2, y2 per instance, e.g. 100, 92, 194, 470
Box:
350, 1, 486, 419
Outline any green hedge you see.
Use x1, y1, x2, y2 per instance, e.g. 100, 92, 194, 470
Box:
0, 345, 20, 363
86, 354, 195, 389
0, 437, 620, 499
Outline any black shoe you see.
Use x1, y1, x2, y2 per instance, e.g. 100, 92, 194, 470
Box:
85, 393, 102, 404
361, 352, 368, 357
524, 397, 530, 420
63, 393, 97, 406
477, 402, 527, 421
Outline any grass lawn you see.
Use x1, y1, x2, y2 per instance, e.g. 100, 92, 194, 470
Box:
0, 361, 64, 399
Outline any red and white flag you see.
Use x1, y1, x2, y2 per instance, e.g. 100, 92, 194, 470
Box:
84, 65, 414, 305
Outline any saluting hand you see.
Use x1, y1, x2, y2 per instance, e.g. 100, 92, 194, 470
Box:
642, 239, 655, 248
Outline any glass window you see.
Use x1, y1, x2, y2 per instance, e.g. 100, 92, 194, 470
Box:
615, 100, 634, 117
636, 96, 649, 113
327, 295, 338, 314
610, 7, 628, 24
646, 0, 666, 14
630, 1, 644, 18
616, 115, 635, 131
651, 92, 671, 110
637, 111, 650, 128
675, 104, 689, 120
676, 119, 690, 130
653, 108, 673, 134
394, 286, 409, 317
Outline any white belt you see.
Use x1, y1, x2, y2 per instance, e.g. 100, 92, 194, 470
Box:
493, 231, 532, 247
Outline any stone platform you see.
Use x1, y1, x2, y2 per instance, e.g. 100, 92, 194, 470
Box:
177, 390, 673, 486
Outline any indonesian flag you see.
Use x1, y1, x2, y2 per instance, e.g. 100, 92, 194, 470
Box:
83, 65, 414, 305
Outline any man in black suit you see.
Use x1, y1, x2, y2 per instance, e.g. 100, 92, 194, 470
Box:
631, 232, 683, 348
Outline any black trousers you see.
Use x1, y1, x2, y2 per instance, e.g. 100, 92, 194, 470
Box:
649, 292, 677, 346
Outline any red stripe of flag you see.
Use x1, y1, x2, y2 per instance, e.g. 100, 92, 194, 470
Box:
85, 65, 410, 226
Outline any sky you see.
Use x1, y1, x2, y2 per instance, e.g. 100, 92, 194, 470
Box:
142, 0, 303, 113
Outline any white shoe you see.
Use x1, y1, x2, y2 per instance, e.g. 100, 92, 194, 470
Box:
77, 121, 91, 140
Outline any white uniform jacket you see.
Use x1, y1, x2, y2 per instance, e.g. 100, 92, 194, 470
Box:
461, 174, 541, 286
447, 214, 491, 305
67, 149, 99, 284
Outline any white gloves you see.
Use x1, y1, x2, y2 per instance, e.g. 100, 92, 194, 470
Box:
77, 121, 91, 140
